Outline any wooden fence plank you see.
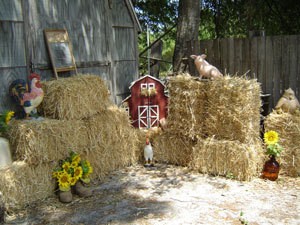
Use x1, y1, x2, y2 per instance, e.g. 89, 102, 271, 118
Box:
234, 38, 243, 75
220, 38, 228, 74
265, 36, 274, 98
288, 35, 298, 92
228, 38, 235, 74
250, 37, 258, 79
272, 36, 283, 108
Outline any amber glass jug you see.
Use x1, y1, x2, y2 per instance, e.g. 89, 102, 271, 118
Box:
262, 155, 280, 181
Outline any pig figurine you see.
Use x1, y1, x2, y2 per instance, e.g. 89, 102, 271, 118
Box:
190, 54, 223, 80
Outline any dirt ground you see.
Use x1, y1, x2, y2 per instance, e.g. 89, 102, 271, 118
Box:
5, 163, 300, 225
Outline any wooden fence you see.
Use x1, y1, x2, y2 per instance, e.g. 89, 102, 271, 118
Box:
199, 35, 300, 113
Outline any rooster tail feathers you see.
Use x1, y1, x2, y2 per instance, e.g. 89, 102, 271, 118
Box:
9, 79, 28, 103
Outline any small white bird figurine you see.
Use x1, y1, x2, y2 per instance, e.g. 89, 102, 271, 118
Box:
144, 136, 154, 167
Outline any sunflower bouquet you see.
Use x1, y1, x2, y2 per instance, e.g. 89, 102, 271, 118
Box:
263, 130, 284, 157
0, 111, 14, 135
52, 151, 93, 192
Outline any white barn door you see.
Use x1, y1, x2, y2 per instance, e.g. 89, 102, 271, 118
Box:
138, 105, 159, 128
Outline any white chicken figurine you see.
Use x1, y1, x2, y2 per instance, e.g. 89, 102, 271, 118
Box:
144, 136, 154, 167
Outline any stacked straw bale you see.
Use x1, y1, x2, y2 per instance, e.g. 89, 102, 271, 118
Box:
264, 111, 300, 177
153, 74, 263, 180
167, 74, 207, 139
40, 74, 112, 120
153, 131, 197, 166
0, 162, 55, 211
8, 119, 90, 165
205, 76, 262, 145
190, 138, 264, 181
1, 74, 140, 211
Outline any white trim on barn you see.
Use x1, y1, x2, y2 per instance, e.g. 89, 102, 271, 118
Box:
129, 74, 165, 90
138, 105, 159, 128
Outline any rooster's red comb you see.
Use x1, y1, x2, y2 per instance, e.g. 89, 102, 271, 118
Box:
29, 73, 41, 80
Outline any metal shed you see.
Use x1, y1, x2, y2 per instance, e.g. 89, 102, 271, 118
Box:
0, 0, 141, 112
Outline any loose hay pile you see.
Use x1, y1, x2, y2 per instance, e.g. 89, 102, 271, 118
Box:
190, 138, 263, 181
40, 74, 112, 120
1, 74, 140, 211
264, 111, 300, 176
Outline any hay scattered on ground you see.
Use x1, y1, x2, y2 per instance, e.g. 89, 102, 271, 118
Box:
205, 75, 261, 144
166, 74, 207, 139
40, 74, 112, 120
264, 110, 300, 177
0, 161, 55, 211
190, 138, 264, 181
153, 131, 197, 166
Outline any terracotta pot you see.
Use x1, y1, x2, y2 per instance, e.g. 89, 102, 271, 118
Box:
262, 155, 280, 181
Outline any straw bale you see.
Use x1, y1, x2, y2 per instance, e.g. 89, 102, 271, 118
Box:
152, 131, 197, 166
190, 138, 264, 181
205, 76, 261, 144
0, 161, 55, 211
264, 110, 300, 176
167, 74, 207, 139
83, 106, 140, 179
40, 74, 112, 120
7, 118, 89, 165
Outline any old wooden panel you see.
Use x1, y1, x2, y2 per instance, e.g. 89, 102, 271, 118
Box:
249, 37, 258, 79
256, 36, 266, 92
113, 27, 136, 61
228, 38, 235, 74
111, 0, 134, 27
234, 38, 243, 75
265, 36, 274, 97
242, 38, 250, 77
115, 61, 138, 104
0, 0, 23, 21
219, 38, 229, 74
288, 35, 297, 91
297, 36, 300, 98
272, 36, 283, 108
281, 36, 290, 92
0, 22, 26, 67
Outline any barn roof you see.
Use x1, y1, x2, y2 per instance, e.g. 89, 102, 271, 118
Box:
128, 74, 166, 89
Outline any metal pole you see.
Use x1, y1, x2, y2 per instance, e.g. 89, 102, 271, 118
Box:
147, 25, 150, 75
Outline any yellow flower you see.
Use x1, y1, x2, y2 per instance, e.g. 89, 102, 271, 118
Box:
264, 130, 279, 145
70, 176, 78, 186
62, 161, 71, 172
58, 171, 71, 190
71, 160, 78, 167
5, 111, 14, 124
72, 154, 81, 164
73, 166, 83, 180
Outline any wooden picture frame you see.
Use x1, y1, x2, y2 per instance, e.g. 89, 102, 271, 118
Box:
44, 29, 77, 79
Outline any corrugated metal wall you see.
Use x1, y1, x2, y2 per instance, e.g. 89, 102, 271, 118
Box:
0, 0, 140, 111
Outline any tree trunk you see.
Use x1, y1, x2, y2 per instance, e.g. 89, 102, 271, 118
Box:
173, 0, 201, 75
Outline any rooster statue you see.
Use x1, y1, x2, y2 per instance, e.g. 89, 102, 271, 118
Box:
144, 136, 154, 167
9, 73, 44, 119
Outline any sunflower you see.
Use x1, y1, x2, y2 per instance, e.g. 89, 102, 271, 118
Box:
73, 166, 83, 180
58, 172, 71, 191
62, 161, 71, 172
5, 111, 14, 124
72, 154, 81, 165
264, 130, 279, 145
69, 176, 78, 186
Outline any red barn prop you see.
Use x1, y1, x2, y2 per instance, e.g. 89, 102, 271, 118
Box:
122, 75, 168, 129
